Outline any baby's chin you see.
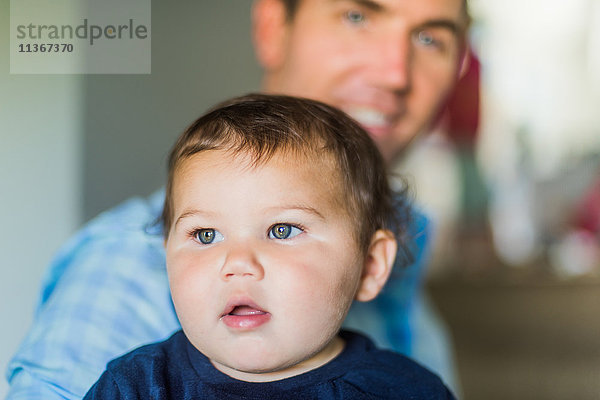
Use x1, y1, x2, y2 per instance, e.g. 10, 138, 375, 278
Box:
209, 335, 345, 382
210, 355, 309, 382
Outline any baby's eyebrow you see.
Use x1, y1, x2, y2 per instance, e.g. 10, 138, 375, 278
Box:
269, 205, 326, 220
174, 209, 216, 226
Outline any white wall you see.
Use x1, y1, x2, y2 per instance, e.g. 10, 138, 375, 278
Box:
0, 0, 83, 396
81, 1, 260, 220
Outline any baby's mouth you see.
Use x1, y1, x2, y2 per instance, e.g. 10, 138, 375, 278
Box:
227, 305, 267, 316
220, 301, 271, 330
221, 300, 267, 316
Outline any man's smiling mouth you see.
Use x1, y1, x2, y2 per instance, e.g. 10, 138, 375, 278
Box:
347, 107, 388, 126
343, 106, 403, 138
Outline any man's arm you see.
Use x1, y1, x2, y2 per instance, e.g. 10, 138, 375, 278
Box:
6, 192, 180, 400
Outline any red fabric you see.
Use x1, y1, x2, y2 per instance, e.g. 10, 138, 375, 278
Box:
444, 50, 481, 146
575, 175, 600, 235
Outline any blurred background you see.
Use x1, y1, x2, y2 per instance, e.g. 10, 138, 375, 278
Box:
1, 0, 599, 398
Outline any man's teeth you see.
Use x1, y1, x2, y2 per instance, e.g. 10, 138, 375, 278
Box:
348, 109, 387, 126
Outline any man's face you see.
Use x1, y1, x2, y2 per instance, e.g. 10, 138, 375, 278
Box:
165, 150, 365, 381
255, 0, 468, 162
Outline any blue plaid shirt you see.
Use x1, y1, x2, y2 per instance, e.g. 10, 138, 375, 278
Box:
6, 189, 456, 399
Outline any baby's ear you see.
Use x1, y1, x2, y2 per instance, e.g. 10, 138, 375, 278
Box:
355, 230, 397, 302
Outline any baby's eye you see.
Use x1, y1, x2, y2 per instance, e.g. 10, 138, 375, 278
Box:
193, 229, 224, 244
269, 224, 302, 240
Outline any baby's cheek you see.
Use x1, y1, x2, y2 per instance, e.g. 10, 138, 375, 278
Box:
319, 277, 358, 323
169, 266, 205, 320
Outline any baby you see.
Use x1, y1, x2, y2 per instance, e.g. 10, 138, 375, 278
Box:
84, 94, 454, 399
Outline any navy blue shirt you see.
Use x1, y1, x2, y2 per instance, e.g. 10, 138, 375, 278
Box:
84, 330, 455, 399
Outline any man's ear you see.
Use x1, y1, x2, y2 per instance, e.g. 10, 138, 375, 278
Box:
355, 230, 397, 302
252, 0, 289, 71
458, 43, 471, 79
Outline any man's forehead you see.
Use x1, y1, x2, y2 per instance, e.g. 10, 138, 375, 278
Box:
293, 0, 467, 25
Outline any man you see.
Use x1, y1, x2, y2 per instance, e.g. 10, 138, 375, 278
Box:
6, 0, 470, 398
255, 0, 469, 161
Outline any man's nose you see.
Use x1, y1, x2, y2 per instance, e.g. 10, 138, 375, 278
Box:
371, 35, 412, 91
220, 244, 265, 281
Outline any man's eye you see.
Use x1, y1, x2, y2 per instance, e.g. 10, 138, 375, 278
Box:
269, 224, 302, 240
193, 229, 224, 244
415, 30, 445, 51
344, 10, 367, 25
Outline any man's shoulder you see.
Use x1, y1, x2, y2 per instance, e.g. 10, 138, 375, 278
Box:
83, 189, 165, 238
38, 190, 167, 305
56, 189, 166, 256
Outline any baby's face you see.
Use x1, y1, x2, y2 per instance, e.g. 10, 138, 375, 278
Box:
165, 149, 365, 381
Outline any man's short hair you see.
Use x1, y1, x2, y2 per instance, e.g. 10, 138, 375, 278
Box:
281, 0, 470, 24
162, 94, 411, 262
